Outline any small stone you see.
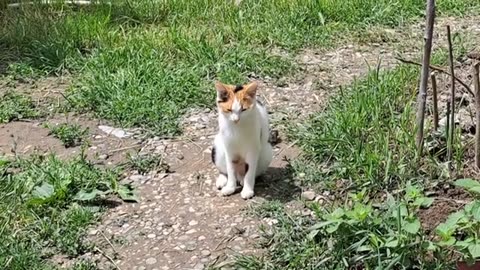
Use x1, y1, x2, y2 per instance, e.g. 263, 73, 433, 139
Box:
189, 220, 198, 226
138, 267, 146, 270
147, 233, 156, 239
88, 229, 98, 236
98, 125, 132, 138
146, 257, 157, 265
186, 229, 197, 234
234, 217, 244, 223
198, 235, 206, 241
98, 154, 108, 160
194, 263, 205, 270
130, 175, 147, 181
301, 190, 316, 201
200, 250, 211, 257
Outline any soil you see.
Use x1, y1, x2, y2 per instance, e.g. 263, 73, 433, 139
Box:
1, 15, 480, 270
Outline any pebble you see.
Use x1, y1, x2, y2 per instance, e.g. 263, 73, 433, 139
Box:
201, 250, 211, 257
145, 257, 157, 265
147, 233, 156, 239
186, 229, 197, 234
301, 190, 316, 201
189, 220, 198, 226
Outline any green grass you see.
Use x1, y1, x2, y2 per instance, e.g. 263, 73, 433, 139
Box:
2, 0, 479, 134
124, 152, 169, 175
234, 186, 452, 269
45, 123, 89, 148
0, 154, 131, 269
0, 91, 40, 123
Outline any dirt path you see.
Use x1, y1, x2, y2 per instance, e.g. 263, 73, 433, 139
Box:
2, 16, 478, 270
78, 16, 480, 270
85, 25, 427, 270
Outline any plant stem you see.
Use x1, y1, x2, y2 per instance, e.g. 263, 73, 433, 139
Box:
446, 25, 455, 162
431, 72, 439, 131
415, 0, 436, 156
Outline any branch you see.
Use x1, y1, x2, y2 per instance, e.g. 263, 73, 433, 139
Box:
415, 0, 435, 156
447, 25, 456, 163
474, 62, 480, 168
431, 72, 439, 131
395, 56, 474, 97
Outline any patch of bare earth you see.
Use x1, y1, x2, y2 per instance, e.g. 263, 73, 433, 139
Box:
2, 16, 480, 270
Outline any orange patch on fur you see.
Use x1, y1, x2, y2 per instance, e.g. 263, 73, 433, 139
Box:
215, 82, 257, 113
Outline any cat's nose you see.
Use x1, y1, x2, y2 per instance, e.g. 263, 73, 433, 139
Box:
233, 119, 239, 124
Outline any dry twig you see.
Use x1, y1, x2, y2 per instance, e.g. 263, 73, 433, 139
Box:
395, 57, 474, 97
431, 72, 439, 131
415, 0, 435, 155
446, 25, 456, 162
474, 62, 480, 168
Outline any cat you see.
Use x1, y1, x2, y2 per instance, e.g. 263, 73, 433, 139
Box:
211, 81, 273, 199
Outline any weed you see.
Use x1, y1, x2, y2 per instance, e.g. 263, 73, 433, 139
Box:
0, 91, 40, 123
0, 153, 135, 269
45, 123, 89, 148
235, 185, 451, 269
291, 66, 421, 190
435, 179, 480, 264
125, 152, 169, 175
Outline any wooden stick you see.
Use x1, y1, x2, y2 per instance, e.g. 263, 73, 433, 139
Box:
395, 57, 474, 97
415, 0, 436, 156
446, 101, 451, 155
474, 62, 480, 168
447, 25, 456, 162
431, 72, 439, 131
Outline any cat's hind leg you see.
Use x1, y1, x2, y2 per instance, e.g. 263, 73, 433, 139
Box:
212, 136, 228, 189
255, 142, 273, 177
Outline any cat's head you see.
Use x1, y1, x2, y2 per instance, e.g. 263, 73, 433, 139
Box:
214, 81, 258, 124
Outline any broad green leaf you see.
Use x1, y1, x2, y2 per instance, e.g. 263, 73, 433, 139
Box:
468, 243, 480, 258
32, 182, 54, 199
422, 241, 437, 251
454, 179, 480, 189
436, 223, 455, 239
414, 197, 434, 208
74, 189, 100, 201
472, 204, 480, 221
470, 186, 480, 194
118, 185, 139, 202
326, 222, 340, 234
405, 182, 420, 200
330, 208, 345, 219
444, 211, 466, 228
403, 218, 420, 234
385, 239, 399, 248
310, 220, 337, 230
456, 239, 473, 249
438, 237, 455, 247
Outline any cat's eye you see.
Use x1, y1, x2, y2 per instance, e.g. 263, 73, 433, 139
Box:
226, 109, 232, 112
241, 108, 247, 112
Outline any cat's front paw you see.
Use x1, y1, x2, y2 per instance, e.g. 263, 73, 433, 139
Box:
221, 185, 236, 196
216, 174, 228, 189
240, 188, 254, 199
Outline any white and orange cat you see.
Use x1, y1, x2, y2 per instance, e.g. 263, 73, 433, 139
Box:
211, 81, 272, 199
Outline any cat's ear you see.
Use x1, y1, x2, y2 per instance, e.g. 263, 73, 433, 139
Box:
215, 81, 229, 102
244, 81, 258, 98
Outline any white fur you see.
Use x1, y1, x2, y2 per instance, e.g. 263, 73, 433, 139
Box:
212, 92, 272, 199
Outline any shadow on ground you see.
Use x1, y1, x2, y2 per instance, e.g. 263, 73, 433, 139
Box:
255, 165, 300, 203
